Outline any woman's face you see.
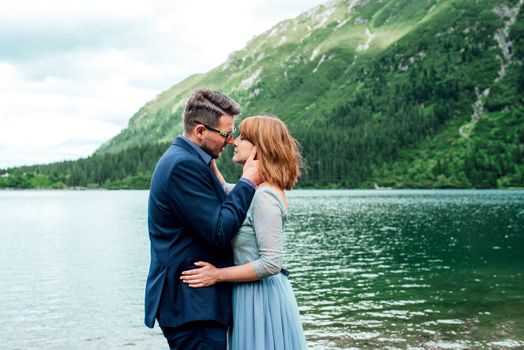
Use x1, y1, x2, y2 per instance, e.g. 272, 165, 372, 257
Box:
232, 135, 255, 165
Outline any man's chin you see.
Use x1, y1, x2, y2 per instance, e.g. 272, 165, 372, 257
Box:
201, 144, 222, 159
213, 147, 227, 159
211, 150, 222, 159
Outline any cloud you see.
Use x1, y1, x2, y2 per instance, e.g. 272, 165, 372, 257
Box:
0, 62, 151, 168
0, 0, 326, 168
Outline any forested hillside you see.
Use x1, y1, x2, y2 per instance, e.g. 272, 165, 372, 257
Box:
2, 0, 523, 189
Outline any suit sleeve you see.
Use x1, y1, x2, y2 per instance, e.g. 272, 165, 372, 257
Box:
167, 159, 255, 249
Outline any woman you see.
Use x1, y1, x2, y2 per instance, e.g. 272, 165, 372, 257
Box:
180, 115, 307, 350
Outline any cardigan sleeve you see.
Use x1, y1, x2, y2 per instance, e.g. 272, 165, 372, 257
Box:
250, 190, 285, 278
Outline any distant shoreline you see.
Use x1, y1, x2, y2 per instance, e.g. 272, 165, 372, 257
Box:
2, 187, 524, 191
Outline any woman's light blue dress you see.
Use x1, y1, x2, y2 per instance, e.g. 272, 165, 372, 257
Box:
224, 185, 307, 350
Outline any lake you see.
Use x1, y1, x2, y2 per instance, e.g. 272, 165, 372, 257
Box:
1, 190, 523, 349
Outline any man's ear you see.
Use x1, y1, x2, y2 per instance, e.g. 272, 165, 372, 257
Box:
194, 125, 205, 138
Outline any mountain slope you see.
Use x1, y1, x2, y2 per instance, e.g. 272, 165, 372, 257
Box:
98, 0, 450, 154
3, 0, 523, 189
94, 0, 523, 188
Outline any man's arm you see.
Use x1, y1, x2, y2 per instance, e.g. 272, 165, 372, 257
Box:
180, 190, 285, 287
167, 159, 255, 249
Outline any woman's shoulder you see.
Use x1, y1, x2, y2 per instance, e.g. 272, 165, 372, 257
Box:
253, 186, 288, 214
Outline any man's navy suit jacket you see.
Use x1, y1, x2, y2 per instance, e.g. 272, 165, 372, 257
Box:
144, 136, 255, 329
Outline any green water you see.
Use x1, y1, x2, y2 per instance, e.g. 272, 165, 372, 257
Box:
0, 190, 522, 349
285, 190, 524, 349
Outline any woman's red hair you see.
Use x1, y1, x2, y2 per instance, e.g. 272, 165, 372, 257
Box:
239, 115, 302, 190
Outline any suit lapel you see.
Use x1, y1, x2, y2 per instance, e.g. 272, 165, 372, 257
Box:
174, 136, 227, 202
210, 171, 226, 201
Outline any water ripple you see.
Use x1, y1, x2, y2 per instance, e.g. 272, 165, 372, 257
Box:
1, 190, 523, 349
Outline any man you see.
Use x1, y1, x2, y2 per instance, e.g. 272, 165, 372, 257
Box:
145, 89, 261, 349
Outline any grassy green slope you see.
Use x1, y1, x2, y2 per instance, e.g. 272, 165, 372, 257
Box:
371, 0, 524, 188
97, 0, 443, 154
3, 0, 523, 189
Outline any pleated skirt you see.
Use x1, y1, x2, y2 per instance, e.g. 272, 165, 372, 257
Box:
230, 273, 307, 350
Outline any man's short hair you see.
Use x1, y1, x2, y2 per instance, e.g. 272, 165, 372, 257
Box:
184, 89, 241, 133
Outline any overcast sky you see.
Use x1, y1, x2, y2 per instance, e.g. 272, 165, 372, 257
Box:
0, 0, 327, 169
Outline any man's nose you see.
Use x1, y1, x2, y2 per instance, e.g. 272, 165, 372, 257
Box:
229, 136, 237, 146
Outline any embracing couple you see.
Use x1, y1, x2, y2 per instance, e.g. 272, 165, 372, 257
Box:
144, 88, 307, 349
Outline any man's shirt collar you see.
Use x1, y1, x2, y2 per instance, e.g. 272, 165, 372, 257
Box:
180, 135, 212, 165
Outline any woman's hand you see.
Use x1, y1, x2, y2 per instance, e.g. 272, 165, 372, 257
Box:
180, 261, 221, 288
210, 160, 225, 184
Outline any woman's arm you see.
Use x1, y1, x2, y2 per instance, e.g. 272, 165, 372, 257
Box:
211, 159, 236, 194
249, 190, 284, 276
210, 159, 225, 184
